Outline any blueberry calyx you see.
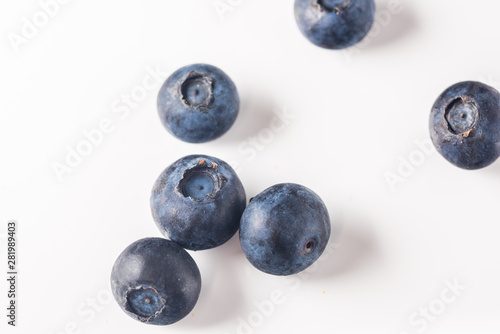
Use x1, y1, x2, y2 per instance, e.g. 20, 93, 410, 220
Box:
179, 71, 214, 111
177, 158, 228, 202
444, 97, 478, 138
316, 0, 352, 14
125, 286, 166, 323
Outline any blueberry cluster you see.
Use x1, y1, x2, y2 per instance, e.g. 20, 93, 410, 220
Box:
111, 153, 331, 325
111, 0, 500, 327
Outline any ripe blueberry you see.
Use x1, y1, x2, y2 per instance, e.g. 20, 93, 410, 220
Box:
239, 183, 331, 276
110, 238, 201, 325
151, 155, 246, 250
430, 81, 500, 169
294, 0, 375, 49
157, 64, 239, 143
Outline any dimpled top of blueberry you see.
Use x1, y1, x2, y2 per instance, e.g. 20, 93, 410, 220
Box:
176, 158, 227, 202
318, 0, 351, 13
127, 287, 165, 318
181, 172, 216, 201
180, 73, 212, 107
445, 98, 478, 134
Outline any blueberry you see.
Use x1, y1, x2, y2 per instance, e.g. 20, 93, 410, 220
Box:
239, 183, 331, 276
429, 81, 500, 170
294, 0, 375, 49
157, 64, 240, 143
110, 238, 201, 325
151, 155, 246, 250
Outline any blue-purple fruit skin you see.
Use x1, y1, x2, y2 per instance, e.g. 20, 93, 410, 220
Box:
430, 81, 500, 170
110, 238, 201, 326
157, 64, 239, 143
151, 154, 246, 250
294, 0, 375, 50
239, 183, 331, 276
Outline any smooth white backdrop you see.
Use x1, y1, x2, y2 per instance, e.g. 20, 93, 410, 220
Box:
1, 0, 499, 333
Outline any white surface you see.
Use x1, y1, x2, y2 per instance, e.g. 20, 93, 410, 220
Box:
1, 0, 500, 333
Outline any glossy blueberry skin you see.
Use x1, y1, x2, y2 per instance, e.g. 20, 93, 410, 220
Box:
294, 0, 375, 49
239, 183, 331, 276
110, 238, 201, 326
151, 155, 246, 250
430, 81, 500, 170
157, 64, 239, 143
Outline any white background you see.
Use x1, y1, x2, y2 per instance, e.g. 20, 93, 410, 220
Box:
1, 0, 500, 333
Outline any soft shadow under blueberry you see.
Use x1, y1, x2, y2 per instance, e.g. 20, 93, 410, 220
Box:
362, 0, 418, 50
311, 219, 378, 279
175, 234, 247, 328
220, 94, 278, 144
484, 160, 500, 178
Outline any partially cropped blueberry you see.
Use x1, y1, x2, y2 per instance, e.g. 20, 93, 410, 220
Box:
294, 0, 375, 49
239, 183, 331, 276
157, 64, 240, 143
110, 238, 201, 325
151, 155, 246, 250
430, 81, 500, 170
